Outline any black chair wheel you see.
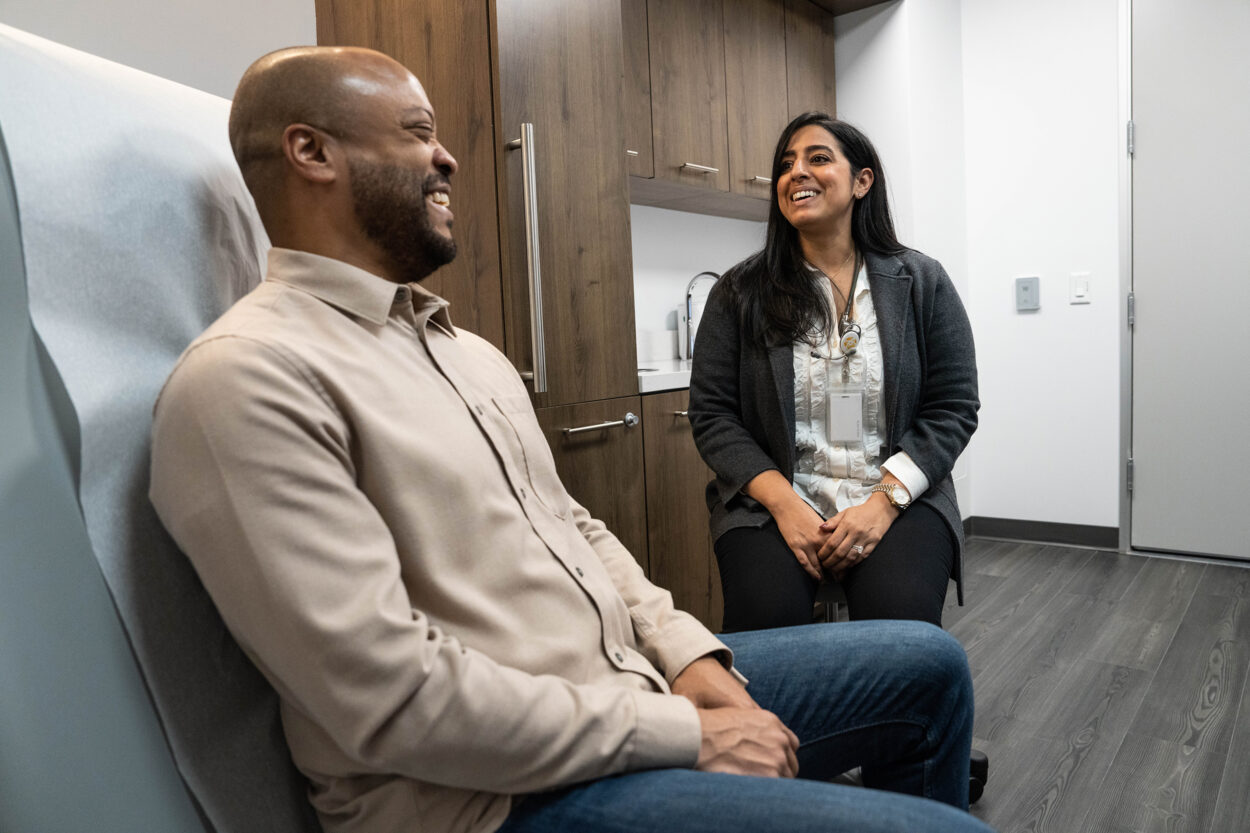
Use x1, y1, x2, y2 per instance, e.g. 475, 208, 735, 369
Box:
970, 748, 989, 784
969, 775, 985, 805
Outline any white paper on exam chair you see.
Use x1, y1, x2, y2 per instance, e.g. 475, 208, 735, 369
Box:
0, 24, 320, 833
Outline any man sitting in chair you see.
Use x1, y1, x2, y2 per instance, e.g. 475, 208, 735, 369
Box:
149, 45, 993, 833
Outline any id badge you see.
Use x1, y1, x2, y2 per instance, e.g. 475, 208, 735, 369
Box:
825, 381, 867, 445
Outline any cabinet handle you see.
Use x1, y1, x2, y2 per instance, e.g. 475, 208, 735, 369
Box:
506, 123, 548, 393
680, 162, 720, 174
750, 175, 772, 184
563, 412, 640, 435
673, 410, 689, 418
626, 149, 640, 157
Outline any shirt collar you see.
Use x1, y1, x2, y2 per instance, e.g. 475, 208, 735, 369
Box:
264, 247, 456, 333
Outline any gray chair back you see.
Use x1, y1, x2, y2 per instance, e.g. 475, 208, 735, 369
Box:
0, 24, 321, 833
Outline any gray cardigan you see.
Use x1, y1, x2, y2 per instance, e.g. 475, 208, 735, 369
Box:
688, 249, 979, 603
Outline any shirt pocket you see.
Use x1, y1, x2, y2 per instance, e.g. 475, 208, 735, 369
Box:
492, 394, 571, 518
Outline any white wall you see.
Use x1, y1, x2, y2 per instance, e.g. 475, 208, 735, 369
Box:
834, 0, 1122, 529
960, 0, 1122, 527
835, 0, 974, 514
834, 2, 916, 246
0, 0, 314, 98
630, 205, 766, 359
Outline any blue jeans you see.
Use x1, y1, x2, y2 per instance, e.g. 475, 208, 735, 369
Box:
497, 621, 992, 833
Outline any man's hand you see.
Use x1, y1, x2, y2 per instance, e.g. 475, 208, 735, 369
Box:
695, 707, 799, 778
671, 656, 756, 710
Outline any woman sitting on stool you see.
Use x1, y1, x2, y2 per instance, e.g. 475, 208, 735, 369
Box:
690, 112, 979, 631
689, 111, 986, 799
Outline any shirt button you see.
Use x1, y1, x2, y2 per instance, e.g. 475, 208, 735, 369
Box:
519, 487, 527, 499
394, 288, 407, 303
475, 404, 484, 415
575, 566, 584, 577
614, 652, 624, 663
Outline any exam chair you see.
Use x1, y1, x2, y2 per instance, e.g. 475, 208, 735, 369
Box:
0, 26, 321, 833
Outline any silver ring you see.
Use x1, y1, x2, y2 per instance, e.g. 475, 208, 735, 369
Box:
851, 544, 865, 554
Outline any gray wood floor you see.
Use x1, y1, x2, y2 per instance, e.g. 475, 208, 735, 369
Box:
946, 538, 1250, 833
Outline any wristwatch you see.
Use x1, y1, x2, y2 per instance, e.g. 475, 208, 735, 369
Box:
871, 482, 912, 511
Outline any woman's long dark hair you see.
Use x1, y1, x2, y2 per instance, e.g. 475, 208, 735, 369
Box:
728, 112, 906, 347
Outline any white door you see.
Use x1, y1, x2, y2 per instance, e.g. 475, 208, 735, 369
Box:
1131, 0, 1250, 559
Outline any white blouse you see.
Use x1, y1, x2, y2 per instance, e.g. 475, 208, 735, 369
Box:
791, 262, 929, 519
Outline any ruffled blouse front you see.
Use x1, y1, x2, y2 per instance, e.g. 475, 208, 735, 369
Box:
791, 262, 886, 518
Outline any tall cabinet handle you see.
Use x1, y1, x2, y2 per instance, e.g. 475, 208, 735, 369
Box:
506, 123, 548, 393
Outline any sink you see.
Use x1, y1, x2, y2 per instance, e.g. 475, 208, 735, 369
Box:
637, 359, 693, 393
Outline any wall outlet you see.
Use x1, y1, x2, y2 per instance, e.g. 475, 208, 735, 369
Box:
1015, 276, 1040, 311
1069, 271, 1091, 304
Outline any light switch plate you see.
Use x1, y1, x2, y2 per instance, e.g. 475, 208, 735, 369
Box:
1015, 276, 1040, 311
1069, 271, 1091, 304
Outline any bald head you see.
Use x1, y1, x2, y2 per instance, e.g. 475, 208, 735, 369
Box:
228, 46, 425, 218
226, 45, 458, 282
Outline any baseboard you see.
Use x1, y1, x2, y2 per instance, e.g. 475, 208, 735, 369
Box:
962, 516, 1119, 550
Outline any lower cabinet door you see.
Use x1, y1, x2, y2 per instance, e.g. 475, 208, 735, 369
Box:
641, 390, 722, 632
535, 396, 649, 574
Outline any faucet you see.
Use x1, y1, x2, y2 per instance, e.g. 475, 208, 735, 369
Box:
680, 271, 720, 360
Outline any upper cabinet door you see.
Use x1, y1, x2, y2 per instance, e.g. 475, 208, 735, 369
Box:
315, 0, 505, 351
647, 0, 731, 193
496, 0, 638, 408
785, 0, 838, 118
723, 0, 790, 200
621, 0, 656, 179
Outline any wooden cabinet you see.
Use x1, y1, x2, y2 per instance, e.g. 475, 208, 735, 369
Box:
625, 0, 840, 221
536, 397, 649, 573
646, 0, 731, 193
495, 0, 639, 409
621, 0, 655, 179
315, 0, 505, 351
538, 390, 724, 632
785, 0, 838, 118
319, 1, 648, 602
641, 390, 722, 632
724, 0, 790, 200
318, 0, 637, 410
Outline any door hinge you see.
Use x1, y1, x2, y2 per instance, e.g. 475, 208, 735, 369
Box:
1126, 457, 1135, 493
1127, 291, 1135, 327
1127, 120, 1135, 157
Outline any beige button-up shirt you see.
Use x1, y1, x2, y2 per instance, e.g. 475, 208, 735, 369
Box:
150, 249, 729, 833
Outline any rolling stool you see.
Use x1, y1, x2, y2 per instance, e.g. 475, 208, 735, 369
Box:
813, 582, 990, 804
813, 581, 848, 623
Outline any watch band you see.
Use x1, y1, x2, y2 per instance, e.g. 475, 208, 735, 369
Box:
871, 482, 911, 509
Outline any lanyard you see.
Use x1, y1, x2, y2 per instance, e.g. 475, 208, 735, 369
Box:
835, 256, 862, 357
807, 256, 863, 360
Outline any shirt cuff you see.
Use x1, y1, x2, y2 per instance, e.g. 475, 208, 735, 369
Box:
882, 451, 930, 501
648, 618, 741, 687
625, 689, 703, 771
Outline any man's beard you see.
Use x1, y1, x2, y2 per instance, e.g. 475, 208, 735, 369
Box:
349, 157, 457, 283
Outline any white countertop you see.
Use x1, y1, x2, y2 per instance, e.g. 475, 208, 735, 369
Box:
637, 359, 692, 393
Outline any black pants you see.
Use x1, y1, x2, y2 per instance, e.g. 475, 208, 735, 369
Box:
715, 503, 955, 632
